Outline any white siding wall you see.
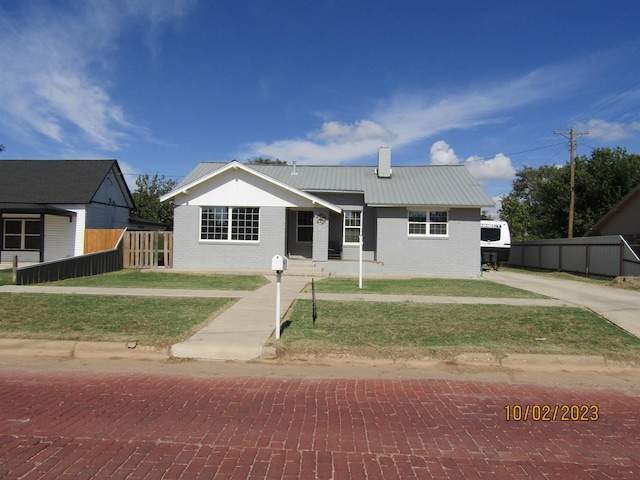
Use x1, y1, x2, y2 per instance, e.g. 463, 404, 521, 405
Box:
55, 206, 86, 256
173, 205, 286, 270
376, 207, 482, 277
184, 169, 318, 208
44, 214, 76, 261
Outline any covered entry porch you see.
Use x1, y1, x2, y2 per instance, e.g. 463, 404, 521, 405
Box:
285, 206, 374, 263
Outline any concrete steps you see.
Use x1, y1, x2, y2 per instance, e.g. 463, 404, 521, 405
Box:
285, 259, 331, 277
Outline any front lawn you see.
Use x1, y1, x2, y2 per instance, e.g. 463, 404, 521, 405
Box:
279, 300, 640, 361
0, 269, 13, 286
43, 270, 269, 290
0, 293, 235, 347
307, 277, 546, 298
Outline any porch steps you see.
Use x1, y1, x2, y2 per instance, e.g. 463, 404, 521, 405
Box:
285, 259, 331, 277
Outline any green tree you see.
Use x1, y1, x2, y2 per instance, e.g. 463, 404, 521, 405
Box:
500, 147, 640, 239
132, 173, 178, 227
499, 195, 530, 241
246, 157, 287, 165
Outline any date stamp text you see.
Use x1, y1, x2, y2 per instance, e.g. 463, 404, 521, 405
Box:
505, 404, 599, 421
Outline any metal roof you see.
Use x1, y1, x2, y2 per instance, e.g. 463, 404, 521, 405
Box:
173, 162, 495, 208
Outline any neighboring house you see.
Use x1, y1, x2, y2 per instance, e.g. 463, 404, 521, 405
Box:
0, 160, 134, 263
161, 148, 495, 277
586, 182, 640, 253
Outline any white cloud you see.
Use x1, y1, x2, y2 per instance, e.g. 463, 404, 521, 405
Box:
310, 120, 396, 144
430, 140, 460, 165
464, 153, 516, 183
241, 60, 584, 165
429, 140, 516, 183
575, 119, 640, 141
0, 0, 195, 153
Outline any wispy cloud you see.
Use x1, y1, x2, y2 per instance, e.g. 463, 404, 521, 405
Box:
575, 118, 640, 141
240, 60, 586, 173
0, 0, 195, 153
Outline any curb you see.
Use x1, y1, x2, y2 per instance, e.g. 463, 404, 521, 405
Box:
0, 339, 169, 361
454, 352, 638, 373
1, 339, 639, 374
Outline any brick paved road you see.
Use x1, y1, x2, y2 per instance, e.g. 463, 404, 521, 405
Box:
1, 371, 639, 479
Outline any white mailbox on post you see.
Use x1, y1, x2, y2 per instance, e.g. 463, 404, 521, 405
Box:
272, 255, 288, 340
271, 255, 288, 273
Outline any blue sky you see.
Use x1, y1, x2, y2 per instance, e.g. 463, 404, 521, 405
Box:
2, 0, 640, 213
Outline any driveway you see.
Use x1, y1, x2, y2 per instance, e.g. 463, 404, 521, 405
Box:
486, 270, 640, 339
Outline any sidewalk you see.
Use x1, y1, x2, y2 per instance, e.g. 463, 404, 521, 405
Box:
171, 274, 311, 360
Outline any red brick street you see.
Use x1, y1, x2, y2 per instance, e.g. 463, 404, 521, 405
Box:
1, 369, 639, 479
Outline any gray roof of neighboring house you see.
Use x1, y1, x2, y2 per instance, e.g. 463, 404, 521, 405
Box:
0, 160, 134, 207
174, 162, 495, 207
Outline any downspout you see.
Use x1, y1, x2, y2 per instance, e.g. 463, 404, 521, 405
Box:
0, 214, 3, 263
39, 214, 45, 262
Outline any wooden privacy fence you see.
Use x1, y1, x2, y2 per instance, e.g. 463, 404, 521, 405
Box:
509, 235, 640, 278
85, 229, 127, 254
123, 231, 173, 268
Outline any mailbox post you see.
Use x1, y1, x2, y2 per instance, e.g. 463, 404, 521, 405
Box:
271, 255, 288, 339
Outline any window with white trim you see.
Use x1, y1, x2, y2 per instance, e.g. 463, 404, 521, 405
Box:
297, 211, 313, 243
407, 210, 448, 236
201, 207, 260, 241
3, 219, 40, 250
343, 210, 362, 244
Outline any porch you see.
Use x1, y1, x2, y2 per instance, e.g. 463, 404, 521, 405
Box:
284, 207, 375, 263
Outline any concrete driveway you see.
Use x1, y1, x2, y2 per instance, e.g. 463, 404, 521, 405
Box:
486, 270, 640, 339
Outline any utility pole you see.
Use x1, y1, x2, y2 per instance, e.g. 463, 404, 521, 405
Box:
554, 127, 588, 238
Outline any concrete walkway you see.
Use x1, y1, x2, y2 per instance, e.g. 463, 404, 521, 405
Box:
486, 270, 640, 338
170, 275, 311, 361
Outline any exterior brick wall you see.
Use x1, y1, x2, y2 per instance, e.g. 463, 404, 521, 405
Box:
376, 207, 481, 277
173, 205, 286, 270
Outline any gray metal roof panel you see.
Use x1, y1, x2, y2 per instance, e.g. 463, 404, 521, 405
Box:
172, 162, 494, 207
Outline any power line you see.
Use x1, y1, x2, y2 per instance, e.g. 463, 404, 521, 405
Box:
565, 78, 640, 128
504, 142, 566, 157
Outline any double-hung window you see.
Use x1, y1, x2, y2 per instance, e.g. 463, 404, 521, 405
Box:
408, 210, 448, 236
3, 219, 40, 250
343, 210, 362, 244
201, 207, 259, 241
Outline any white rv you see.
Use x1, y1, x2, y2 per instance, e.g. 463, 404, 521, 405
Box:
480, 220, 511, 269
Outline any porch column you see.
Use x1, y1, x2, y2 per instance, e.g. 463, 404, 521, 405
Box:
312, 208, 329, 262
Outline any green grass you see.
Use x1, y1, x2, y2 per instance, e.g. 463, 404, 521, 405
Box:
280, 300, 640, 361
43, 270, 269, 290
306, 277, 546, 298
0, 293, 235, 347
500, 266, 611, 284
0, 269, 13, 286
